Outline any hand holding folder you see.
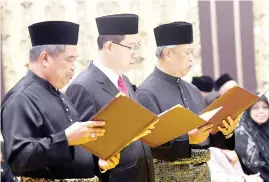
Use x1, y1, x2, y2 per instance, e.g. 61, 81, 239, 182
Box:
81, 93, 158, 160
199, 86, 268, 134
81, 87, 268, 159
142, 86, 268, 146
140, 105, 223, 147
187, 107, 222, 144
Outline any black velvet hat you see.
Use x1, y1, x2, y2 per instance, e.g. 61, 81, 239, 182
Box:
154, 21, 193, 47
28, 21, 79, 46
214, 73, 233, 91
192, 75, 214, 92
96, 14, 139, 35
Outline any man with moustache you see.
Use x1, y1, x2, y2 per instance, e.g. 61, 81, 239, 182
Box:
1, 21, 119, 182
136, 21, 240, 182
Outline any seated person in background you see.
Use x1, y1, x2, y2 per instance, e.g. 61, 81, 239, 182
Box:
214, 73, 237, 96
205, 73, 237, 105
235, 94, 269, 182
192, 75, 219, 106
192, 75, 214, 97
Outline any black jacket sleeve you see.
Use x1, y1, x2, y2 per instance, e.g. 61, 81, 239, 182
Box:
1, 95, 73, 173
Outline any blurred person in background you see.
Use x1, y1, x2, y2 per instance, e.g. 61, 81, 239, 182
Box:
235, 94, 269, 182
192, 75, 214, 97
205, 73, 237, 105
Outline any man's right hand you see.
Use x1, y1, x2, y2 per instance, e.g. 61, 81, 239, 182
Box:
188, 124, 213, 144
65, 121, 106, 146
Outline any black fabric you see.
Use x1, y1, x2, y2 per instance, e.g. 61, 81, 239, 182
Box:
96, 14, 138, 35
192, 76, 214, 92
154, 21, 193, 47
28, 21, 79, 46
235, 95, 269, 181
214, 73, 233, 91
136, 67, 235, 161
132, 85, 137, 92
1, 71, 96, 179
65, 62, 154, 182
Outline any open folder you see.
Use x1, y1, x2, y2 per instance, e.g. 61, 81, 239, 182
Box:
199, 86, 267, 134
142, 86, 268, 147
81, 87, 267, 159
142, 87, 266, 147
81, 93, 158, 160
140, 105, 222, 147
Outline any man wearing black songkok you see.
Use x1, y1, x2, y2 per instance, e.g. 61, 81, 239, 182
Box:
1, 21, 120, 182
192, 75, 214, 97
205, 73, 238, 105
66, 14, 154, 182
215, 73, 238, 95
192, 75, 219, 106
136, 21, 241, 181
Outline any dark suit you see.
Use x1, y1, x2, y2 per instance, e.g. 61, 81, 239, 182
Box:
65, 62, 154, 182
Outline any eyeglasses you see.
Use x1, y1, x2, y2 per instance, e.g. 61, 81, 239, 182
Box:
112, 42, 140, 52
